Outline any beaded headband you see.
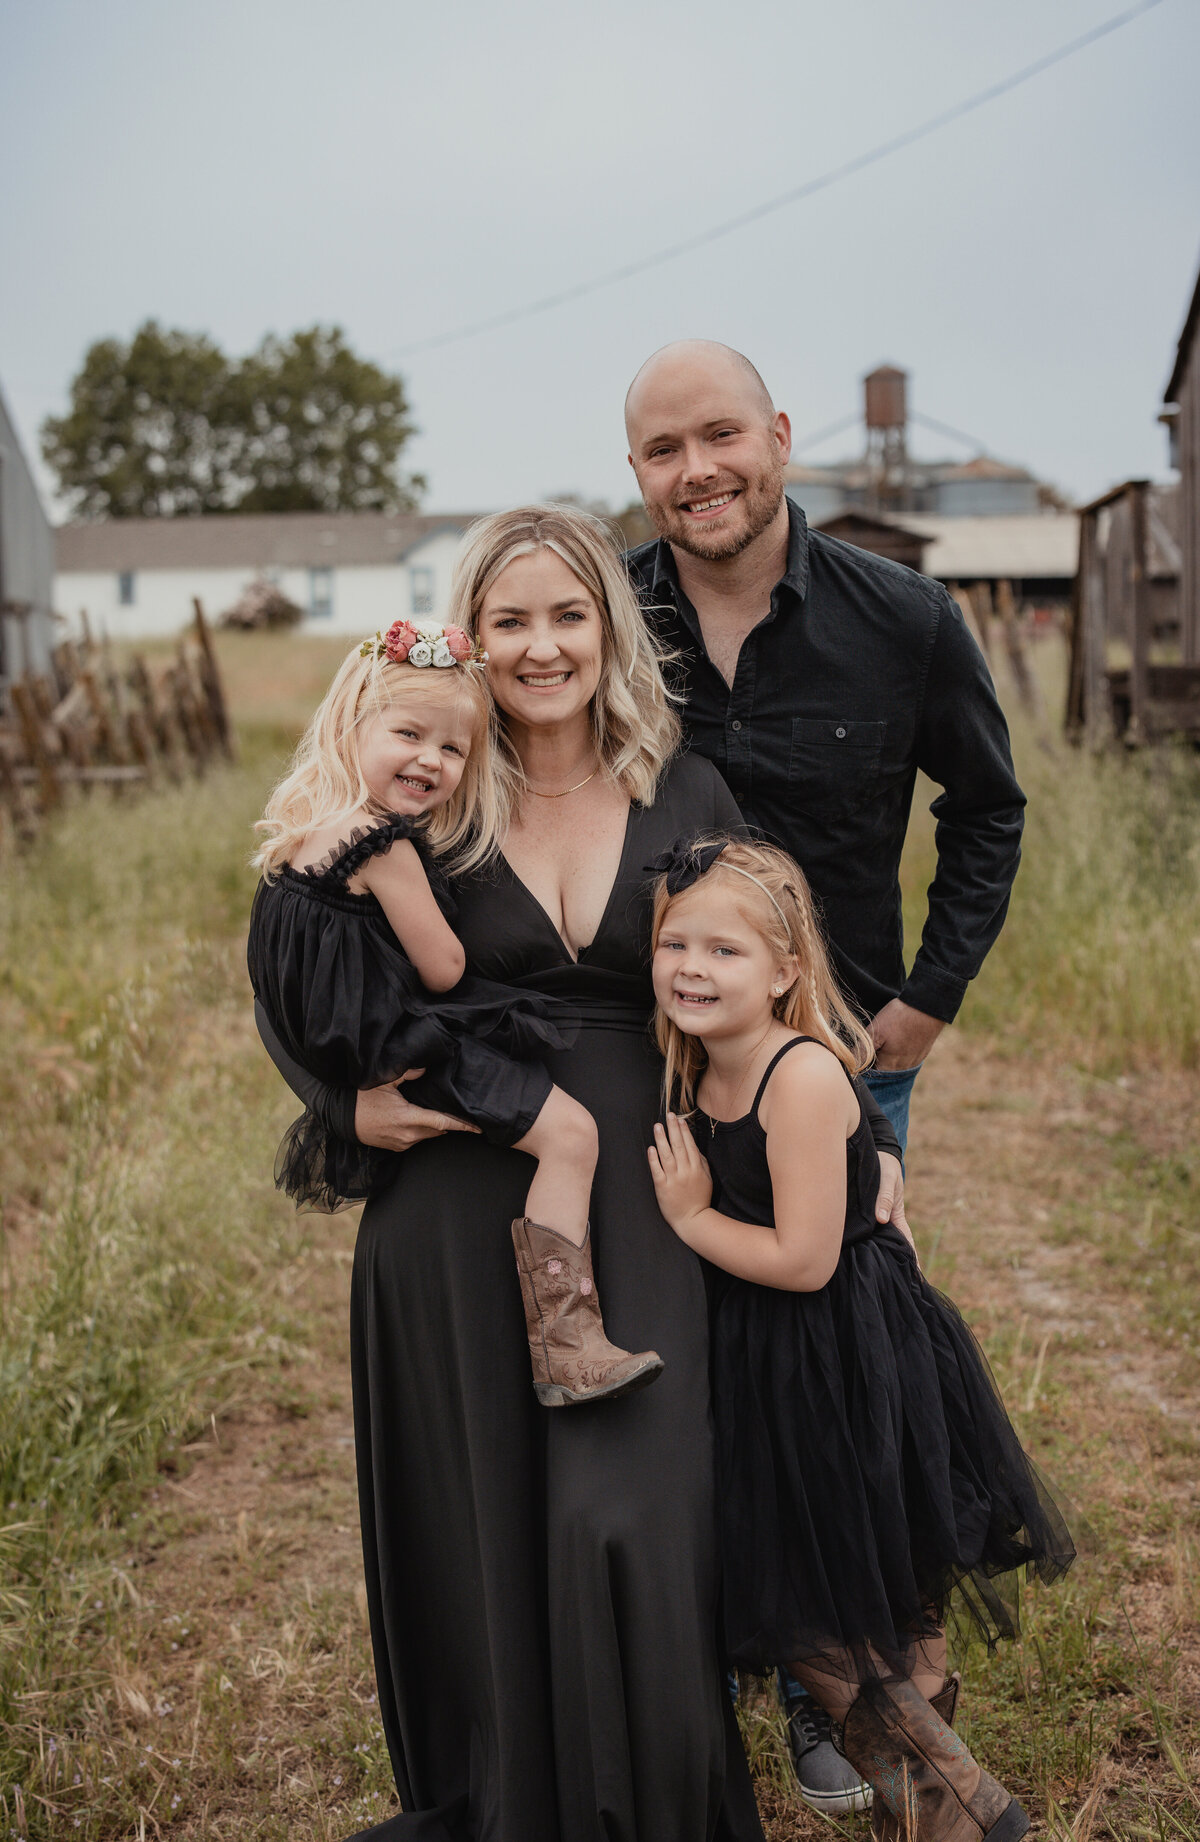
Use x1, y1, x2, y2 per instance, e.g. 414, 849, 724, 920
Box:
360, 619, 488, 669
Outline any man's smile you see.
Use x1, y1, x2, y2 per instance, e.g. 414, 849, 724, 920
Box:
680, 490, 740, 520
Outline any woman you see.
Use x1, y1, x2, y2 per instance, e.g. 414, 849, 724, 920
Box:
255, 505, 902, 1841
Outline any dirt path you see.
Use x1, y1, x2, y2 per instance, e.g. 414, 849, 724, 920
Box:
117, 1035, 1199, 1838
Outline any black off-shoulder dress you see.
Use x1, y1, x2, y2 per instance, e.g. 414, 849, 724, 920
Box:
246, 814, 574, 1211
703, 1037, 1075, 1685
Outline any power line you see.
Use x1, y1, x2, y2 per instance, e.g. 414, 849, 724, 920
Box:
909, 410, 990, 455
790, 413, 863, 455
389, 0, 1167, 360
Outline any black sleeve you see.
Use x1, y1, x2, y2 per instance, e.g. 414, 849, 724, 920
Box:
904, 589, 1026, 1023
254, 999, 358, 1145
860, 1085, 902, 1164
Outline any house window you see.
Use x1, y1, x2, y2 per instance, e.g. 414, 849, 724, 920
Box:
309, 566, 334, 619
410, 566, 434, 616
118, 570, 136, 606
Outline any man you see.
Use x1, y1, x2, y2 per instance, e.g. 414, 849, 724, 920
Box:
623, 340, 1025, 1813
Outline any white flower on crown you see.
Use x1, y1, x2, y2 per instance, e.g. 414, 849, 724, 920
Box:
431, 639, 455, 667
408, 640, 434, 667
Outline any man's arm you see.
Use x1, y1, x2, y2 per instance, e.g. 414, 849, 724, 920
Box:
901, 588, 1026, 1027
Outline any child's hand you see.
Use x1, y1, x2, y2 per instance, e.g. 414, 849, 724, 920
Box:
648, 1113, 713, 1237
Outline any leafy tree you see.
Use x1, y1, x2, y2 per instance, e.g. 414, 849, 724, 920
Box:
41, 322, 237, 519
42, 322, 424, 518
230, 326, 424, 515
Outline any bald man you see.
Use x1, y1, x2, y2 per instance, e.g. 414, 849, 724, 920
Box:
625, 340, 1023, 1143
624, 342, 1025, 1813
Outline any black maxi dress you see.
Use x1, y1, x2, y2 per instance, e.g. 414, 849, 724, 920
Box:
342, 753, 763, 1842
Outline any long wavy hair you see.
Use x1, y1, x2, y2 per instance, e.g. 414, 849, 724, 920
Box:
253, 645, 504, 878
650, 835, 875, 1114
448, 504, 680, 815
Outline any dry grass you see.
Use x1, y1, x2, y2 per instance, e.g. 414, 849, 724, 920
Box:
1, 627, 1197, 1840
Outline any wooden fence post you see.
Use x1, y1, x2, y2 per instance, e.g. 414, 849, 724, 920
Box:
10, 680, 63, 811
192, 598, 235, 759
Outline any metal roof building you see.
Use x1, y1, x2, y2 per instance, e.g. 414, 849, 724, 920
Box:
1, 383, 56, 692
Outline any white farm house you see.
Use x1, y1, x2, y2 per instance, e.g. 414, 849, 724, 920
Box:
54, 511, 481, 640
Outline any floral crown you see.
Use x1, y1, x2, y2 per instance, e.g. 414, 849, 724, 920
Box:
360, 619, 488, 670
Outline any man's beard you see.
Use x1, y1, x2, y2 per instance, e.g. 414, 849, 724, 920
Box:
646, 455, 786, 561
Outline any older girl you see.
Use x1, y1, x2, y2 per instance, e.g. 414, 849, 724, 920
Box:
647, 836, 1074, 1842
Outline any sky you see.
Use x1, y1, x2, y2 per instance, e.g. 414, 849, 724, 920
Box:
1, 0, 1197, 519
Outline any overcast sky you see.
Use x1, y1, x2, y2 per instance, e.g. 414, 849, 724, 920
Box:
2, 0, 1197, 519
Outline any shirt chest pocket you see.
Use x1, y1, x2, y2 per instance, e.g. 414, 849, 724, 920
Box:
788, 717, 887, 817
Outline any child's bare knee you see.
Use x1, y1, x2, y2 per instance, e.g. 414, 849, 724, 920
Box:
526, 1087, 597, 1168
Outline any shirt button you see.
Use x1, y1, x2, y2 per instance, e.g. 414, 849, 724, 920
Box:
835, 726, 847, 738
730, 720, 742, 732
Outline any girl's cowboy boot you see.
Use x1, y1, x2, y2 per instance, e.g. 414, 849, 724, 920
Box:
511, 1218, 665, 1406
871, 1676, 961, 1842
841, 1675, 1028, 1842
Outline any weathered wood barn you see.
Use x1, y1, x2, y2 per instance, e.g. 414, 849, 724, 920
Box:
1067, 259, 1200, 744
1163, 262, 1200, 663
0, 382, 56, 696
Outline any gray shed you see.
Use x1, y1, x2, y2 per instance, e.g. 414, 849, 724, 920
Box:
0, 382, 56, 693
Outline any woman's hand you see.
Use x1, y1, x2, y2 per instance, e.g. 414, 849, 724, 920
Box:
354, 1072, 481, 1153
648, 1113, 713, 1237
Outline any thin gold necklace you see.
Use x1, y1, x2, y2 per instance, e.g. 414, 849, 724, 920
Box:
526, 767, 599, 799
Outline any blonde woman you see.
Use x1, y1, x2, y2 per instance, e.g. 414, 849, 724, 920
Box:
253, 506, 902, 1842
247, 629, 661, 1404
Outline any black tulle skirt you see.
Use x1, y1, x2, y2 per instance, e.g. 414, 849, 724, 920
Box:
711, 1224, 1075, 1681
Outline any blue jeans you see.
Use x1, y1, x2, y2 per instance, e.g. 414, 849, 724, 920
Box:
773, 1060, 922, 1710
860, 1062, 922, 1161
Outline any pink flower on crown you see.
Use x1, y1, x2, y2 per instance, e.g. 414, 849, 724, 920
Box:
444, 625, 473, 663
384, 619, 418, 664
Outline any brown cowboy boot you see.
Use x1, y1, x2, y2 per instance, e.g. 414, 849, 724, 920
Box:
841, 1675, 1028, 1842
511, 1218, 665, 1406
872, 1676, 961, 1841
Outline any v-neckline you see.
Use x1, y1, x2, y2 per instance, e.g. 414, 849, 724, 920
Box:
499, 801, 637, 966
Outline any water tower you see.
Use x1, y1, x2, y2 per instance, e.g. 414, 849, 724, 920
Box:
863, 365, 909, 513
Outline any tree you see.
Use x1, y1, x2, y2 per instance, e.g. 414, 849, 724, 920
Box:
41, 322, 237, 519
230, 326, 424, 515
42, 322, 424, 519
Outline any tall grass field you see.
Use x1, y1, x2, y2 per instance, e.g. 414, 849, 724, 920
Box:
1, 629, 1197, 1839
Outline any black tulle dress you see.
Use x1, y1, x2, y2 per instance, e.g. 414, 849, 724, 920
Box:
702, 1037, 1075, 1683
246, 814, 575, 1211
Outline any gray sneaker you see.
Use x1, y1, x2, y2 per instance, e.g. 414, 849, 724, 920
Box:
783, 1685, 872, 1816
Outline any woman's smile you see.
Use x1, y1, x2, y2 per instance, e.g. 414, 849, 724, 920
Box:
478, 549, 603, 727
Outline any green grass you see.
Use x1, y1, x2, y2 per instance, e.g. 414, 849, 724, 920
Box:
1, 631, 1198, 1838
901, 640, 1200, 1072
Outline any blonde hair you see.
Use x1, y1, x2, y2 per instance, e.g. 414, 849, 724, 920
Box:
650, 835, 875, 1114
253, 645, 505, 878
448, 504, 681, 814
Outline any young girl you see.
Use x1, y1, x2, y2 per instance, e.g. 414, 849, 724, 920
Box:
248, 619, 663, 1408
646, 836, 1074, 1842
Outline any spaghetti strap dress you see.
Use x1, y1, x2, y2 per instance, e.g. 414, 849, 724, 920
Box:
341, 754, 766, 1842
701, 1038, 1075, 1684
246, 813, 575, 1211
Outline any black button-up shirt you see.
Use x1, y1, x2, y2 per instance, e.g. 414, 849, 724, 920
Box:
626, 499, 1025, 1025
